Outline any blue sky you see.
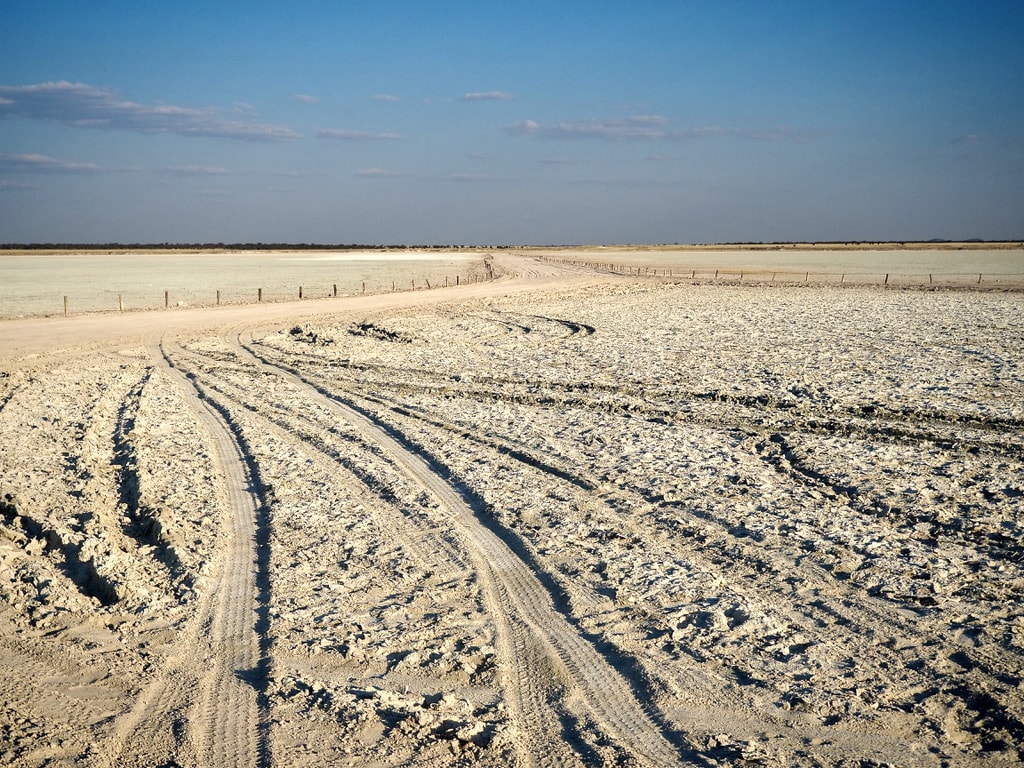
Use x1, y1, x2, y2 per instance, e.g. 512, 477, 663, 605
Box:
1, 1, 1022, 245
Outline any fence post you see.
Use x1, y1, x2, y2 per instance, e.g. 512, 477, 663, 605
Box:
118, 294, 124, 312
884, 274, 889, 285
299, 286, 303, 299
333, 284, 337, 297
978, 273, 982, 284
258, 288, 263, 303
165, 290, 169, 308
64, 296, 69, 317
456, 275, 460, 286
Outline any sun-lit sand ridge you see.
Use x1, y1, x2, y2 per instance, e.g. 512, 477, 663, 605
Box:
1, 249, 1022, 767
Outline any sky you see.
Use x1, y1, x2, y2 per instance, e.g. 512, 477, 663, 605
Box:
1, 1, 1022, 245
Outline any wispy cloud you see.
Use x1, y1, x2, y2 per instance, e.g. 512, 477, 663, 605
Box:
461, 91, 513, 102
449, 173, 493, 182
291, 94, 321, 105
356, 169, 504, 183
355, 168, 405, 178
670, 125, 821, 141
0, 81, 301, 142
0, 152, 100, 173
507, 115, 819, 142
164, 164, 231, 176
506, 116, 667, 140
373, 94, 401, 103
316, 128, 401, 140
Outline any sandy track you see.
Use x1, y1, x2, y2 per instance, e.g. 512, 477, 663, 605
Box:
231, 334, 687, 766
80, 340, 271, 768
157, 340, 271, 767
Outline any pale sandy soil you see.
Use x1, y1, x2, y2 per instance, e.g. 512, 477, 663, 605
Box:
1, 253, 1022, 767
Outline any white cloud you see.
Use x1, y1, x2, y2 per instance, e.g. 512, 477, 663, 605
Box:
164, 164, 230, 176
506, 116, 669, 140
461, 91, 513, 102
506, 119, 541, 136
507, 115, 819, 143
669, 126, 818, 141
373, 94, 401, 102
355, 168, 405, 178
541, 156, 583, 165
0, 81, 302, 142
0, 152, 100, 172
316, 128, 401, 140
291, 94, 321, 104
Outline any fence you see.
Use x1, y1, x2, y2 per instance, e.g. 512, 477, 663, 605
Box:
26, 268, 491, 319
541, 257, 1024, 290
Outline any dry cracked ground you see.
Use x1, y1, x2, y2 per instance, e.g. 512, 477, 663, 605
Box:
1, 270, 1023, 767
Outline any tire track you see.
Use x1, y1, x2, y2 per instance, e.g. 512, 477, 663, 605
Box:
320, 382, 1024, 757
170, 342, 472, 578
234, 334, 693, 767
180, 336, 582, 766
93, 340, 272, 768
156, 338, 273, 768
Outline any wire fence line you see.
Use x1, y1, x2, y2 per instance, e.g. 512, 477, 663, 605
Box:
6, 266, 494, 319
542, 257, 1024, 290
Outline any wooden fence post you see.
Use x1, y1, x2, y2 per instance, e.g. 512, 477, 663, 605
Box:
119, 294, 124, 312
165, 290, 169, 308
217, 290, 221, 306
333, 284, 337, 297
258, 288, 263, 302
884, 274, 889, 285
299, 286, 303, 299
64, 296, 69, 316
